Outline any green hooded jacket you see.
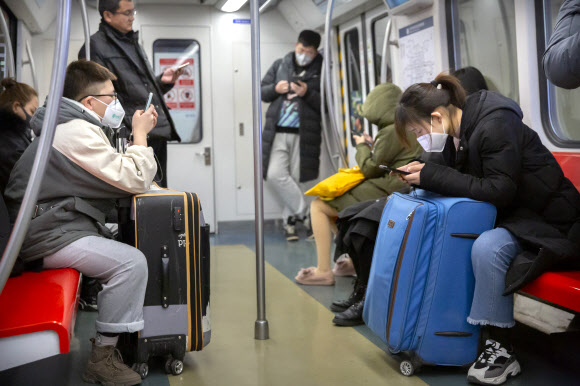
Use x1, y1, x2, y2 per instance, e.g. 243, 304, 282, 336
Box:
327, 83, 422, 212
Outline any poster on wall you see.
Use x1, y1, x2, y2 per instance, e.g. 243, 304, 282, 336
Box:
398, 17, 436, 90
153, 40, 201, 143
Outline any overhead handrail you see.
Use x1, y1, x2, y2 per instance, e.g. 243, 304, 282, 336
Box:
324, 0, 347, 168
79, 0, 91, 61
380, 19, 392, 84
23, 40, 38, 91
259, 0, 276, 13
0, 8, 15, 78
250, 0, 269, 340
0, 0, 71, 294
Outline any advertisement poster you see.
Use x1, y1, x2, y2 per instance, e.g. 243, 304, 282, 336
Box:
154, 44, 201, 143
399, 17, 436, 90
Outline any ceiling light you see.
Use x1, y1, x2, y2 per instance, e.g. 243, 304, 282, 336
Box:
220, 0, 249, 13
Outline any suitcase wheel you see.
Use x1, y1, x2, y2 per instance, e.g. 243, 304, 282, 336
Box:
164, 357, 184, 376
133, 362, 149, 379
400, 360, 415, 376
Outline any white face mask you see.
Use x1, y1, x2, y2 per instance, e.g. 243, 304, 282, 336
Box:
416, 116, 448, 152
295, 52, 314, 67
93, 97, 126, 128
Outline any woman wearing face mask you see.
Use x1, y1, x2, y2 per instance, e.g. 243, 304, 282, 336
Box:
0, 78, 38, 196
393, 73, 580, 385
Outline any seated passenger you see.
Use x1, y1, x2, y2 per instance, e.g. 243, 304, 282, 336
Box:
330, 66, 491, 327
294, 83, 421, 286
393, 73, 580, 385
4, 60, 158, 386
0, 78, 38, 196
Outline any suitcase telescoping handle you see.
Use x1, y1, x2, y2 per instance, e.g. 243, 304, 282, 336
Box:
162, 245, 169, 308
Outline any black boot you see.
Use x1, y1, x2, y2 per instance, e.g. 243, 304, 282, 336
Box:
332, 297, 365, 326
330, 282, 365, 312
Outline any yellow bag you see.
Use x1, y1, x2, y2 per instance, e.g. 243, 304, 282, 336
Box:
305, 166, 365, 200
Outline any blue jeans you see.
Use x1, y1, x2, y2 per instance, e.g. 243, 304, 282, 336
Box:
468, 228, 520, 328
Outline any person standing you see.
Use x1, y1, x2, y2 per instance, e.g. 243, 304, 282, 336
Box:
79, 0, 183, 187
261, 30, 323, 241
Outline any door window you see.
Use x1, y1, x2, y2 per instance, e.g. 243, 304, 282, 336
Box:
153, 39, 202, 144
344, 28, 364, 146
449, 0, 519, 102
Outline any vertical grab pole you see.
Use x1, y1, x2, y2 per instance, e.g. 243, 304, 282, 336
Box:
324, 0, 347, 168
0, 9, 15, 78
0, 0, 71, 294
250, 0, 269, 340
79, 0, 90, 61
24, 40, 39, 91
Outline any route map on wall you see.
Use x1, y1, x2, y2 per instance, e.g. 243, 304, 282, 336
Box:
399, 16, 436, 90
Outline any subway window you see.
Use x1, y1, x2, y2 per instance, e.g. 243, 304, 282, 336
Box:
344, 28, 364, 147
0, 7, 16, 79
540, 0, 580, 144
153, 39, 202, 144
371, 15, 393, 84
449, 0, 519, 102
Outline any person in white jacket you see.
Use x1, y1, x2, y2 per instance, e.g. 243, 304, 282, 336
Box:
5, 60, 158, 386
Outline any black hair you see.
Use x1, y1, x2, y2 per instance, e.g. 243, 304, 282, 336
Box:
0, 78, 37, 111
298, 30, 321, 49
99, 0, 131, 17
394, 72, 466, 146
63, 60, 118, 101
452, 66, 488, 95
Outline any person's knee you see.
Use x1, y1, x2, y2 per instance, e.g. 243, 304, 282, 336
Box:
128, 250, 148, 282
471, 228, 515, 269
311, 198, 323, 213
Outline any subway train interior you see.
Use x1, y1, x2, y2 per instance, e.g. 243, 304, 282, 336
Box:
0, 0, 580, 385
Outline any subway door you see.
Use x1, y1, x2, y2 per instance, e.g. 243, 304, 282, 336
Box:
339, 17, 369, 167
232, 42, 292, 218
141, 26, 216, 231
364, 8, 395, 137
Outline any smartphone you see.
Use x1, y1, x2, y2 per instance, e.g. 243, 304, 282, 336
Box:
176, 62, 190, 70
144, 92, 153, 111
379, 165, 411, 175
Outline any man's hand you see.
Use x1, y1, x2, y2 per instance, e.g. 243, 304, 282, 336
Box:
391, 161, 425, 186
161, 67, 185, 84
290, 81, 308, 97
275, 80, 290, 94
131, 105, 158, 146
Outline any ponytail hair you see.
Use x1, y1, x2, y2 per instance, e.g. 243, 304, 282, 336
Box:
394, 72, 466, 146
0, 78, 38, 112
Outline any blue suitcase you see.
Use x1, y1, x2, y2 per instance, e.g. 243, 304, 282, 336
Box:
363, 189, 496, 376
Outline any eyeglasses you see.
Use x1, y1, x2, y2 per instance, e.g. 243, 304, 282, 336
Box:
78, 92, 118, 102
114, 9, 137, 17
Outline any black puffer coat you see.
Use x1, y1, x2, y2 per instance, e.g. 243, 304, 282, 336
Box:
543, 0, 580, 89
79, 22, 180, 141
0, 109, 31, 195
261, 52, 322, 182
420, 90, 580, 294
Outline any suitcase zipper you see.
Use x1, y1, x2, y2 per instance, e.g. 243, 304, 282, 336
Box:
386, 204, 421, 347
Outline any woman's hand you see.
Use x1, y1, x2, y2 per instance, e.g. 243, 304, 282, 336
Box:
390, 161, 425, 185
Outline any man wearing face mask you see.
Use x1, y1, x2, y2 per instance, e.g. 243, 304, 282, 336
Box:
261, 30, 323, 241
79, 0, 184, 187
5, 60, 158, 386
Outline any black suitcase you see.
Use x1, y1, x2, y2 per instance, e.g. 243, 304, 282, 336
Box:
118, 189, 210, 378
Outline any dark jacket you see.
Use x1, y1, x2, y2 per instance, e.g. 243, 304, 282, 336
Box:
79, 22, 180, 141
261, 52, 322, 182
4, 97, 156, 263
420, 90, 580, 294
0, 109, 31, 195
543, 0, 580, 89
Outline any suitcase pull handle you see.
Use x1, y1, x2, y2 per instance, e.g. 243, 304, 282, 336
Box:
162, 245, 169, 308
450, 233, 480, 239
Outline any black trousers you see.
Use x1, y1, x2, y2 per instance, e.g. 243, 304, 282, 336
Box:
149, 137, 168, 188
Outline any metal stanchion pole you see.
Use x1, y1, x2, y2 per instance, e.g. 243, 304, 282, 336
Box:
250, 0, 269, 340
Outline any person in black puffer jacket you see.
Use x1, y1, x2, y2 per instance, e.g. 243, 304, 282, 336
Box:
0, 78, 38, 197
392, 72, 580, 385
261, 30, 323, 241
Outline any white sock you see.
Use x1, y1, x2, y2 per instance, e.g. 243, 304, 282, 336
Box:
95, 332, 119, 347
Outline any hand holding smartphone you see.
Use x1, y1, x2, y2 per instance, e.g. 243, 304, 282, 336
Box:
176, 62, 190, 70
379, 165, 411, 175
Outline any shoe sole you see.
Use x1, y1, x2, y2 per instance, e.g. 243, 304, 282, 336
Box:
467, 361, 521, 385
329, 305, 350, 313
286, 236, 299, 242
332, 317, 364, 327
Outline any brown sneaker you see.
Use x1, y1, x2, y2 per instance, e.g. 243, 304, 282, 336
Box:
82, 338, 142, 386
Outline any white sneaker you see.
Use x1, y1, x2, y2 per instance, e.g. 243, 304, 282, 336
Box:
467, 339, 521, 385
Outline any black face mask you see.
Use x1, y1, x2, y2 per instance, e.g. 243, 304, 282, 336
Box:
20, 106, 33, 125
